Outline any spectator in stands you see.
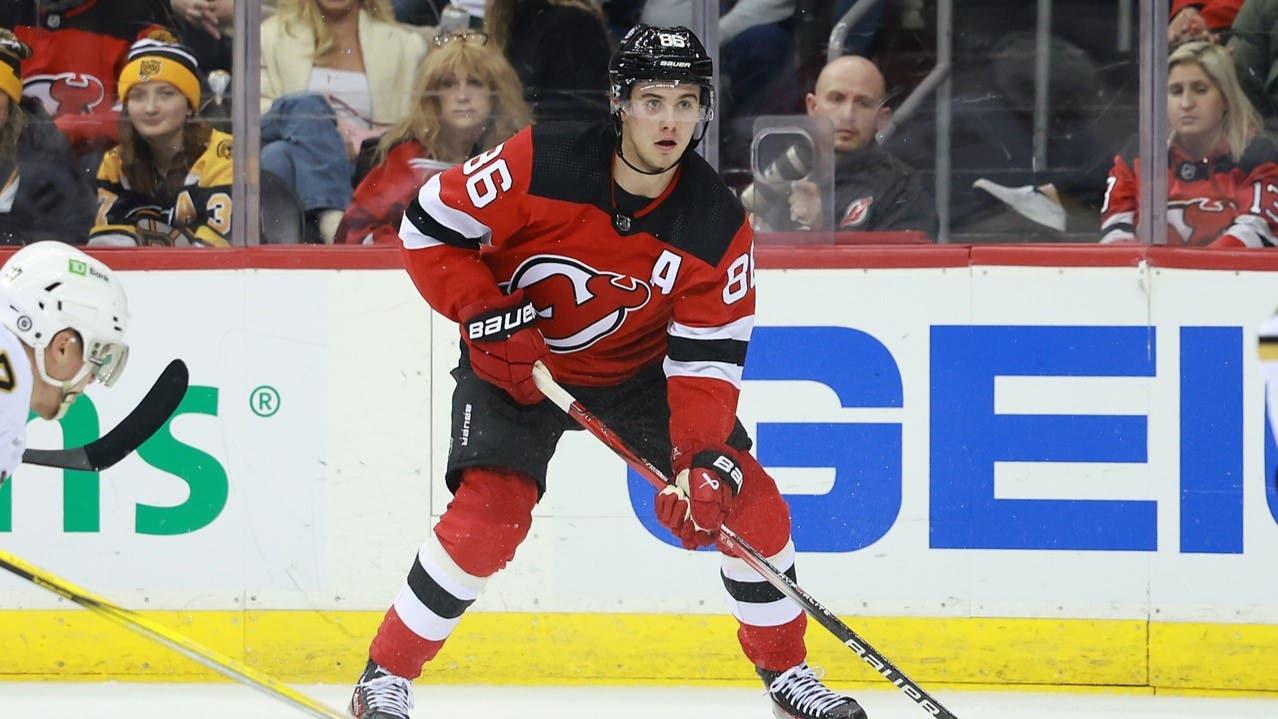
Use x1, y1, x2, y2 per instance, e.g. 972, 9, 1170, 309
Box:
1102, 41, 1277, 248
1229, 0, 1278, 130
0, 1, 172, 162
170, 0, 234, 73
0, 29, 94, 245
746, 55, 937, 237
1170, 0, 1243, 45
335, 34, 529, 244
89, 32, 233, 247
260, 0, 427, 242
485, 0, 610, 123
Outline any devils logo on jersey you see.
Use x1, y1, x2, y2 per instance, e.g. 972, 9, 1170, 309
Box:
839, 195, 874, 228
1168, 197, 1235, 245
23, 73, 107, 117
504, 255, 651, 353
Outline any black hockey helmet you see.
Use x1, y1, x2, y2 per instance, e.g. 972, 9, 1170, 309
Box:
609, 25, 715, 121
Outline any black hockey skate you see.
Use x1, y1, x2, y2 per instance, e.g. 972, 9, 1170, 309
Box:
758, 662, 868, 719
348, 659, 414, 719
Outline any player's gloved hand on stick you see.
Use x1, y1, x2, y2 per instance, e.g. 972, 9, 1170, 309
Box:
676, 447, 744, 533
460, 290, 548, 405
654, 484, 716, 549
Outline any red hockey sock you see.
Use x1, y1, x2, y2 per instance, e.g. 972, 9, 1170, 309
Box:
719, 451, 808, 671
368, 467, 539, 678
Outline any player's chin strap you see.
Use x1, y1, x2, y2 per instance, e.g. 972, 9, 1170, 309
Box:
613, 121, 708, 176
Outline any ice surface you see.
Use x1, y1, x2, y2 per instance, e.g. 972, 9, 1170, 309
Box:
1, 683, 1276, 719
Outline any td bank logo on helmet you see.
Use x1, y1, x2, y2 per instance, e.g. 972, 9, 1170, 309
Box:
67, 259, 110, 283
504, 255, 651, 353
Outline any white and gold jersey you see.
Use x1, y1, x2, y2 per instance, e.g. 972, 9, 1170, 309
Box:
0, 325, 33, 484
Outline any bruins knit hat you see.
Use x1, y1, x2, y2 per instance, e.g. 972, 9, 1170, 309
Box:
0, 30, 31, 106
118, 30, 201, 111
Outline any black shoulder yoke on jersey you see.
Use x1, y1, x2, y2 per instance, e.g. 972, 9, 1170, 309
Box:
1239, 134, 1278, 172
528, 121, 747, 268
1118, 132, 1278, 176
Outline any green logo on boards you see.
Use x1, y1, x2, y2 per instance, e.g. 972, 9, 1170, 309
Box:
250, 385, 280, 417
0, 386, 228, 536
68, 259, 87, 276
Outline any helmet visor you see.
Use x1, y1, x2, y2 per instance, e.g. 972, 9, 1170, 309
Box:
86, 340, 129, 388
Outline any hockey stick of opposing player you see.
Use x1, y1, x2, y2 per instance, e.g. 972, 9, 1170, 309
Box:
22, 359, 189, 472
531, 362, 958, 719
0, 548, 347, 719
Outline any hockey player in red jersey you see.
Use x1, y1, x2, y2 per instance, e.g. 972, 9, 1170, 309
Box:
348, 24, 867, 719
1101, 40, 1278, 248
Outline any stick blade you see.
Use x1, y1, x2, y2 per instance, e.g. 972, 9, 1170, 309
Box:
22, 359, 189, 472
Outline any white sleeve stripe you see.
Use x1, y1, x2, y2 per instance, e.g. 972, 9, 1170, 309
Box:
1100, 228, 1136, 244
416, 172, 493, 244
392, 585, 463, 641
669, 316, 755, 342
1102, 211, 1135, 230
399, 220, 446, 250
721, 539, 795, 582
1226, 215, 1277, 247
662, 357, 743, 387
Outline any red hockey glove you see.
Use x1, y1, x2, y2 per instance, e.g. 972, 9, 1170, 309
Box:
653, 485, 716, 549
460, 290, 548, 405
675, 448, 744, 534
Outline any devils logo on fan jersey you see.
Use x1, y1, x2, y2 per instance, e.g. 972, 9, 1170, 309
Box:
503, 255, 651, 353
839, 195, 874, 228
1168, 197, 1235, 245
24, 73, 108, 117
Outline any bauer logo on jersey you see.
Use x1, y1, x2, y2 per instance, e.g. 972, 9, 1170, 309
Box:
840, 196, 875, 228
503, 255, 651, 353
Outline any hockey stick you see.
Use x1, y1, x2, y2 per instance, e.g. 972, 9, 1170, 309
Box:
22, 359, 189, 472
531, 362, 958, 719
0, 548, 346, 719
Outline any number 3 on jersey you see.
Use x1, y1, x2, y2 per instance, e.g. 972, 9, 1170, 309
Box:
462, 144, 513, 209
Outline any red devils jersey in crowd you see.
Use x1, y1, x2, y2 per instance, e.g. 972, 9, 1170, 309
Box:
400, 122, 755, 458
336, 141, 453, 245
1101, 138, 1278, 248
1171, 0, 1243, 31
1, 0, 169, 151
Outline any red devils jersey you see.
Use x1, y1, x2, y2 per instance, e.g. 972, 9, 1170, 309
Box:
1171, 0, 1243, 31
1101, 138, 1278, 248
336, 141, 453, 245
3, 1, 168, 148
400, 122, 755, 459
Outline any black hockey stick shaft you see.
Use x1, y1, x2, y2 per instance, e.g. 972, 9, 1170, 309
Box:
22, 359, 189, 472
530, 362, 957, 719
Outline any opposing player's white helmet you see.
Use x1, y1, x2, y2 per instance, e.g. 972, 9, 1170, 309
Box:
0, 242, 130, 390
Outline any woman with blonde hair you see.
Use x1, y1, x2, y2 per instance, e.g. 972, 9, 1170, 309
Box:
336, 35, 530, 244
1102, 40, 1278, 248
484, 0, 611, 122
260, 0, 428, 241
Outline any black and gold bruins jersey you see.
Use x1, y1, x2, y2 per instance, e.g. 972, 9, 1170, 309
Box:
91, 128, 233, 247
